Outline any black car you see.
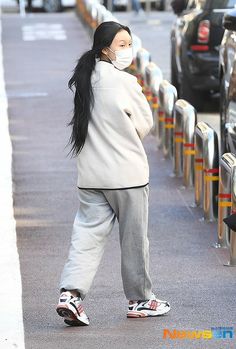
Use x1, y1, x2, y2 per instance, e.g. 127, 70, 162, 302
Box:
170, 0, 236, 111
220, 8, 236, 154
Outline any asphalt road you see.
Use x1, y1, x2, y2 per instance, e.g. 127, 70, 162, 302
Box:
1, 8, 236, 349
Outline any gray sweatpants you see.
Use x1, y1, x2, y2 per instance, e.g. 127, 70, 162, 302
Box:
59, 185, 153, 301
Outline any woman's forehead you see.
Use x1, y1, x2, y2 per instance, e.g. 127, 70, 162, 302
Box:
113, 30, 132, 43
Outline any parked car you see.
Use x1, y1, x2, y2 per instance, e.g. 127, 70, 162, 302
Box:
42, 0, 75, 12
219, 8, 236, 154
113, 0, 166, 11
170, 0, 236, 111
20, 0, 75, 12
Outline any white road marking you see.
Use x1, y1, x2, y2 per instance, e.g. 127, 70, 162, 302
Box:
0, 8, 25, 349
7, 91, 48, 98
22, 23, 67, 41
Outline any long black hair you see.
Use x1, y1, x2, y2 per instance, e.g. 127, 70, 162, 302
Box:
67, 21, 131, 157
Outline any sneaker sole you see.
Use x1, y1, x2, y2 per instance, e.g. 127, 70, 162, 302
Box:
127, 311, 147, 318
64, 319, 89, 327
56, 305, 89, 326
127, 306, 171, 318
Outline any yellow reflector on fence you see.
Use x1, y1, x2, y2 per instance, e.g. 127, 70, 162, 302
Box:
175, 138, 184, 143
195, 165, 203, 171
204, 176, 219, 182
184, 150, 195, 155
218, 201, 232, 207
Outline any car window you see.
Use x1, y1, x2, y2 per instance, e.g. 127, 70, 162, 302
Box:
210, 0, 236, 8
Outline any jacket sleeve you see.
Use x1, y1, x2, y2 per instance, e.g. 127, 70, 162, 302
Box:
123, 75, 153, 140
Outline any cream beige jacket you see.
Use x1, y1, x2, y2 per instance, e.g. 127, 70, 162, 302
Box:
76, 60, 153, 189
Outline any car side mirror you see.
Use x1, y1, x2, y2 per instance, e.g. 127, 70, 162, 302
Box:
223, 9, 236, 31
170, 0, 187, 15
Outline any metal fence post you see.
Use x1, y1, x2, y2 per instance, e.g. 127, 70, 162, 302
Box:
144, 63, 156, 107
194, 122, 219, 220
157, 81, 167, 150
215, 153, 236, 248
194, 122, 205, 207
145, 63, 163, 136
158, 80, 177, 158
225, 166, 236, 266
155, 98, 165, 149
127, 34, 142, 77
136, 48, 151, 91
173, 100, 185, 177
173, 100, 196, 181
182, 103, 197, 188
145, 63, 163, 109
202, 126, 219, 221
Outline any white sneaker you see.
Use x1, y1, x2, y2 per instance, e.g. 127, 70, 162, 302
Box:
127, 293, 170, 318
56, 291, 89, 326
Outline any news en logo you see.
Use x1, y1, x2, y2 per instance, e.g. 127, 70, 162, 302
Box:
163, 327, 234, 340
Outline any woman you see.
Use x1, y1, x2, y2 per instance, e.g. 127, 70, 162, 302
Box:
56, 21, 170, 326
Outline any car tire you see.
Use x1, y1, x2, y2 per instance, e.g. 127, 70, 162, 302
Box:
180, 72, 205, 111
43, 0, 62, 12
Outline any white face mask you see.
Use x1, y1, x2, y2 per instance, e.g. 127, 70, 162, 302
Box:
108, 47, 133, 70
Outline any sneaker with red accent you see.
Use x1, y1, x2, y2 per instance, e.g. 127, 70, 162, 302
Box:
56, 291, 89, 326
127, 293, 170, 318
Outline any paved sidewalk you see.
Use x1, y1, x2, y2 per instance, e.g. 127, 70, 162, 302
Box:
0, 8, 25, 349
1, 8, 236, 349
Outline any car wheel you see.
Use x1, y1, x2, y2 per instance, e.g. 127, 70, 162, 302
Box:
180, 72, 205, 111
43, 0, 62, 12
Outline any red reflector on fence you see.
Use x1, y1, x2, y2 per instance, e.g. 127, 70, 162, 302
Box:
204, 168, 219, 174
